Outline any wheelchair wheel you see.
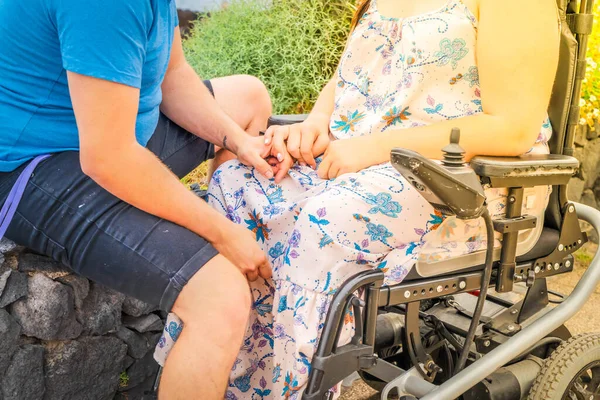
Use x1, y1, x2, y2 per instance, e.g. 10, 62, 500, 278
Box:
528, 333, 600, 400
358, 346, 404, 394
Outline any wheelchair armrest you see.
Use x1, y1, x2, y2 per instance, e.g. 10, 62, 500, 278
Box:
267, 114, 309, 127
470, 154, 579, 187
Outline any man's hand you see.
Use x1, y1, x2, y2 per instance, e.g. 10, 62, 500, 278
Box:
233, 134, 277, 180
211, 220, 272, 282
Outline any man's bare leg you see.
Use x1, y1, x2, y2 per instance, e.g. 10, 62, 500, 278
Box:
209, 74, 272, 175
158, 255, 251, 399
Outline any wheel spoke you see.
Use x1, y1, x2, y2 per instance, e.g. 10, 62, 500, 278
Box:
571, 381, 588, 400
589, 366, 600, 393
567, 364, 600, 400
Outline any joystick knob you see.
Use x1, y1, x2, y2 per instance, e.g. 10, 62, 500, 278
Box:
441, 128, 466, 167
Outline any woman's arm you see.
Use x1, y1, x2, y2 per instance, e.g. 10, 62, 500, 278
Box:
263, 78, 337, 179
318, 0, 560, 178
305, 78, 337, 125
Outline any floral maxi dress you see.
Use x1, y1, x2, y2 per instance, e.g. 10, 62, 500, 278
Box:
155, 0, 552, 398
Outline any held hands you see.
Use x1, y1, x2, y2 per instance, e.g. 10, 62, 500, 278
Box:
262, 115, 331, 182
230, 130, 298, 181
232, 114, 384, 182
234, 134, 276, 179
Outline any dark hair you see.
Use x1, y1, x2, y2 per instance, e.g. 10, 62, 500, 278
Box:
350, 0, 371, 31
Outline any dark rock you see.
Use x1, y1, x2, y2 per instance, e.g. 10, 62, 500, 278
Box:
0, 253, 18, 272
589, 227, 600, 244
115, 326, 150, 359
581, 189, 598, 209
573, 146, 585, 180
56, 274, 90, 310
575, 125, 587, 146
44, 336, 127, 400
0, 309, 20, 377
122, 297, 158, 317
17, 253, 70, 275
0, 238, 17, 255
143, 332, 162, 349
177, 9, 201, 36
582, 139, 600, 189
11, 273, 82, 341
0, 345, 45, 400
568, 177, 585, 203
593, 182, 600, 215
123, 314, 163, 333
0, 266, 11, 296
77, 283, 125, 336
123, 355, 135, 370
588, 124, 599, 140
115, 374, 157, 399
17, 336, 39, 346
0, 269, 27, 308
120, 352, 159, 391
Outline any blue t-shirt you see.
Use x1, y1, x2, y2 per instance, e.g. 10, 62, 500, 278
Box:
0, 0, 178, 172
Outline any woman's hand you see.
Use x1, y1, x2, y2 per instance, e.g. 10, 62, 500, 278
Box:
317, 136, 387, 180
263, 114, 331, 182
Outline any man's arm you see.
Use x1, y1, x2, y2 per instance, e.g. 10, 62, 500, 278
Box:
160, 28, 273, 177
70, 71, 271, 280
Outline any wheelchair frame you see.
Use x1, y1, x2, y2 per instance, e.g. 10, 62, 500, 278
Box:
288, 0, 600, 398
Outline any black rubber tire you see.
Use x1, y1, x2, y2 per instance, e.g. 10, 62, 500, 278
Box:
528, 332, 600, 399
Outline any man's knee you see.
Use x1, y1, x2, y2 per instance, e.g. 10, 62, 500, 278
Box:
237, 74, 272, 120
172, 255, 251, 330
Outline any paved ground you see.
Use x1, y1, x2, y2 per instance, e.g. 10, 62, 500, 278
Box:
339, 243, 600, 400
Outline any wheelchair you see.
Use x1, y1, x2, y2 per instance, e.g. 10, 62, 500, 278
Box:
264, 0, 599, 398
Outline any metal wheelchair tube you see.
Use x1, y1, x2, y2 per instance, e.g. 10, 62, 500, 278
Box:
421, 203, 600, 400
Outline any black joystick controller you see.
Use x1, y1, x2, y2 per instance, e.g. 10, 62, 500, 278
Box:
441, 127, 466, 167
390, 128, 486, 219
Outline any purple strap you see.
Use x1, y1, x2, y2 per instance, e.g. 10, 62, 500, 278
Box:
0, 155, 51, 239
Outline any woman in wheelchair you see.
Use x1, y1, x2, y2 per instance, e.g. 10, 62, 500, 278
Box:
156, 0, 560, 397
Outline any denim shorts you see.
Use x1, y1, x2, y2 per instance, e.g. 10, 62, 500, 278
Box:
0, 80, 219, 312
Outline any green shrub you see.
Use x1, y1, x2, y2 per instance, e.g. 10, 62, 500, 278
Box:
580, 3, 600, 127
183, 0, 355, 114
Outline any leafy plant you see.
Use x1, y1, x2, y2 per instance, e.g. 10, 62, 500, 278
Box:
580, 2, 600, 128
119, 371, 130, 388
183, 0, 356, 114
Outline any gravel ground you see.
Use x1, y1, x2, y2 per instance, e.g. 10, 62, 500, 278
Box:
339, 243, 600, 400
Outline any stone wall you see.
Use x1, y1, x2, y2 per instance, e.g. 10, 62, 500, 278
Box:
0, 239, 164, 400
568, 122, 600, 208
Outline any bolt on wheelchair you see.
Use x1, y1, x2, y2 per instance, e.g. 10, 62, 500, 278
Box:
264, 0, 599, 399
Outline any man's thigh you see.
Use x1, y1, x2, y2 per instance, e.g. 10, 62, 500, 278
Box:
147, 82, 216, 178
2, 151, 217, 311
